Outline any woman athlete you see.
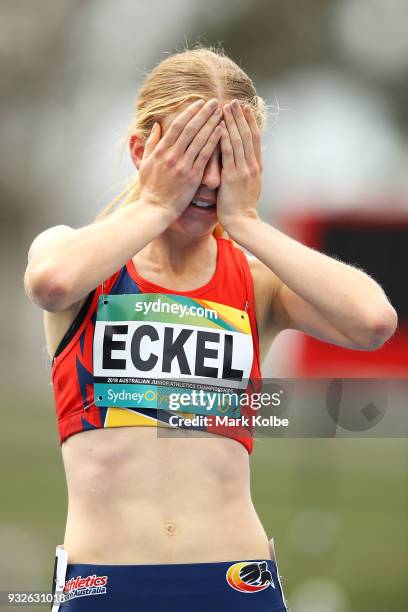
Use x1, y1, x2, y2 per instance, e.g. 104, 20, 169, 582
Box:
24, 47, 397, 611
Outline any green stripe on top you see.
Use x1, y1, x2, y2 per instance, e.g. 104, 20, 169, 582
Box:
97, 293, 239, 332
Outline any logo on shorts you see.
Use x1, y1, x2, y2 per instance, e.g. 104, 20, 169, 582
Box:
63, 574, 108, 601
226, 561, 275, 593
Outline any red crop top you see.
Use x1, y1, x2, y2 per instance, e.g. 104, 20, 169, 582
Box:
51, 236, 262, 454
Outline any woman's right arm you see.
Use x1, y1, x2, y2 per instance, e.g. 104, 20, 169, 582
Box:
24, 98, 223, 312
24, 201, 175, 312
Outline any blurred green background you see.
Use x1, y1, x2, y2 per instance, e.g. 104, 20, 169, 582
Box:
2, 0, 408, 610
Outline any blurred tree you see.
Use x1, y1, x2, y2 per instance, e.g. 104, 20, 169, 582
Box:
187, 0, 408, 134
189, 0, 332, 80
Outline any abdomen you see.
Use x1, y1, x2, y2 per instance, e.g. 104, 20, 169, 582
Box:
62, 427, 270, 564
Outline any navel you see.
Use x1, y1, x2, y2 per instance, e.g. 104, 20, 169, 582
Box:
163, 521, 177, 536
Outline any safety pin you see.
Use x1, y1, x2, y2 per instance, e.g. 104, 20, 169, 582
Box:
83, 399, 96, 411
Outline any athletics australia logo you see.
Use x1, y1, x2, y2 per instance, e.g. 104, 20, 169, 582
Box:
226, 561, 275, 593
63, 574, 108, 601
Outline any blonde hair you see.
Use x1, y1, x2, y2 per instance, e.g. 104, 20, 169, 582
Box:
94, 42, 269, 239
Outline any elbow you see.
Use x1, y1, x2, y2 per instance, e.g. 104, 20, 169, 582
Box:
25, 264, 72, 312
354, 304, 398, 351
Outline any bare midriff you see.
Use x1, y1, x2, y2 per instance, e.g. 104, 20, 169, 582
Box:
61, 426, 271, 564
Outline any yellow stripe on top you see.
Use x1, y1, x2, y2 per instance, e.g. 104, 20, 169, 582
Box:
195, 299, 251, 334
104, 407, 193, 429
104, 407, 159, 428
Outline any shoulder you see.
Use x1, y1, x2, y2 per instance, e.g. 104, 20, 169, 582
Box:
27, 224, 75, 262
232, 247, 284, 332
242, 250, 282, 305
226, 239, 281, 300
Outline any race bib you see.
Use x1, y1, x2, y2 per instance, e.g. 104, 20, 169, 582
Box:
93, 293, 253, 417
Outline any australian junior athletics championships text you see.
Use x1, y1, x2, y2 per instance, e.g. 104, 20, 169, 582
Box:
135, 298, 218, 319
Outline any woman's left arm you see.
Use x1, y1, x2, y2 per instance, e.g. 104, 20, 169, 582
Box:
218, 100, 398, 351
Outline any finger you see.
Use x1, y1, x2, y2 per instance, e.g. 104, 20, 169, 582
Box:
159, 99, 218, 152
219, 120, 234, 172
231, 100, 257, 165
223, 103, 245, 167
156, 99, 205, 150
176, 99, 221, 153
243, 105, 262, 169
193, 124, 222, 173
184, 106, 222, 165
142, 123, 161, 159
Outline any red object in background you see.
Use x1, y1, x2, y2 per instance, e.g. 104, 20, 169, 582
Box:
278, 211, 408, 377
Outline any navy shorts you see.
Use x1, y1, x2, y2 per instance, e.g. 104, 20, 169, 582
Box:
51, 546, 290, 611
